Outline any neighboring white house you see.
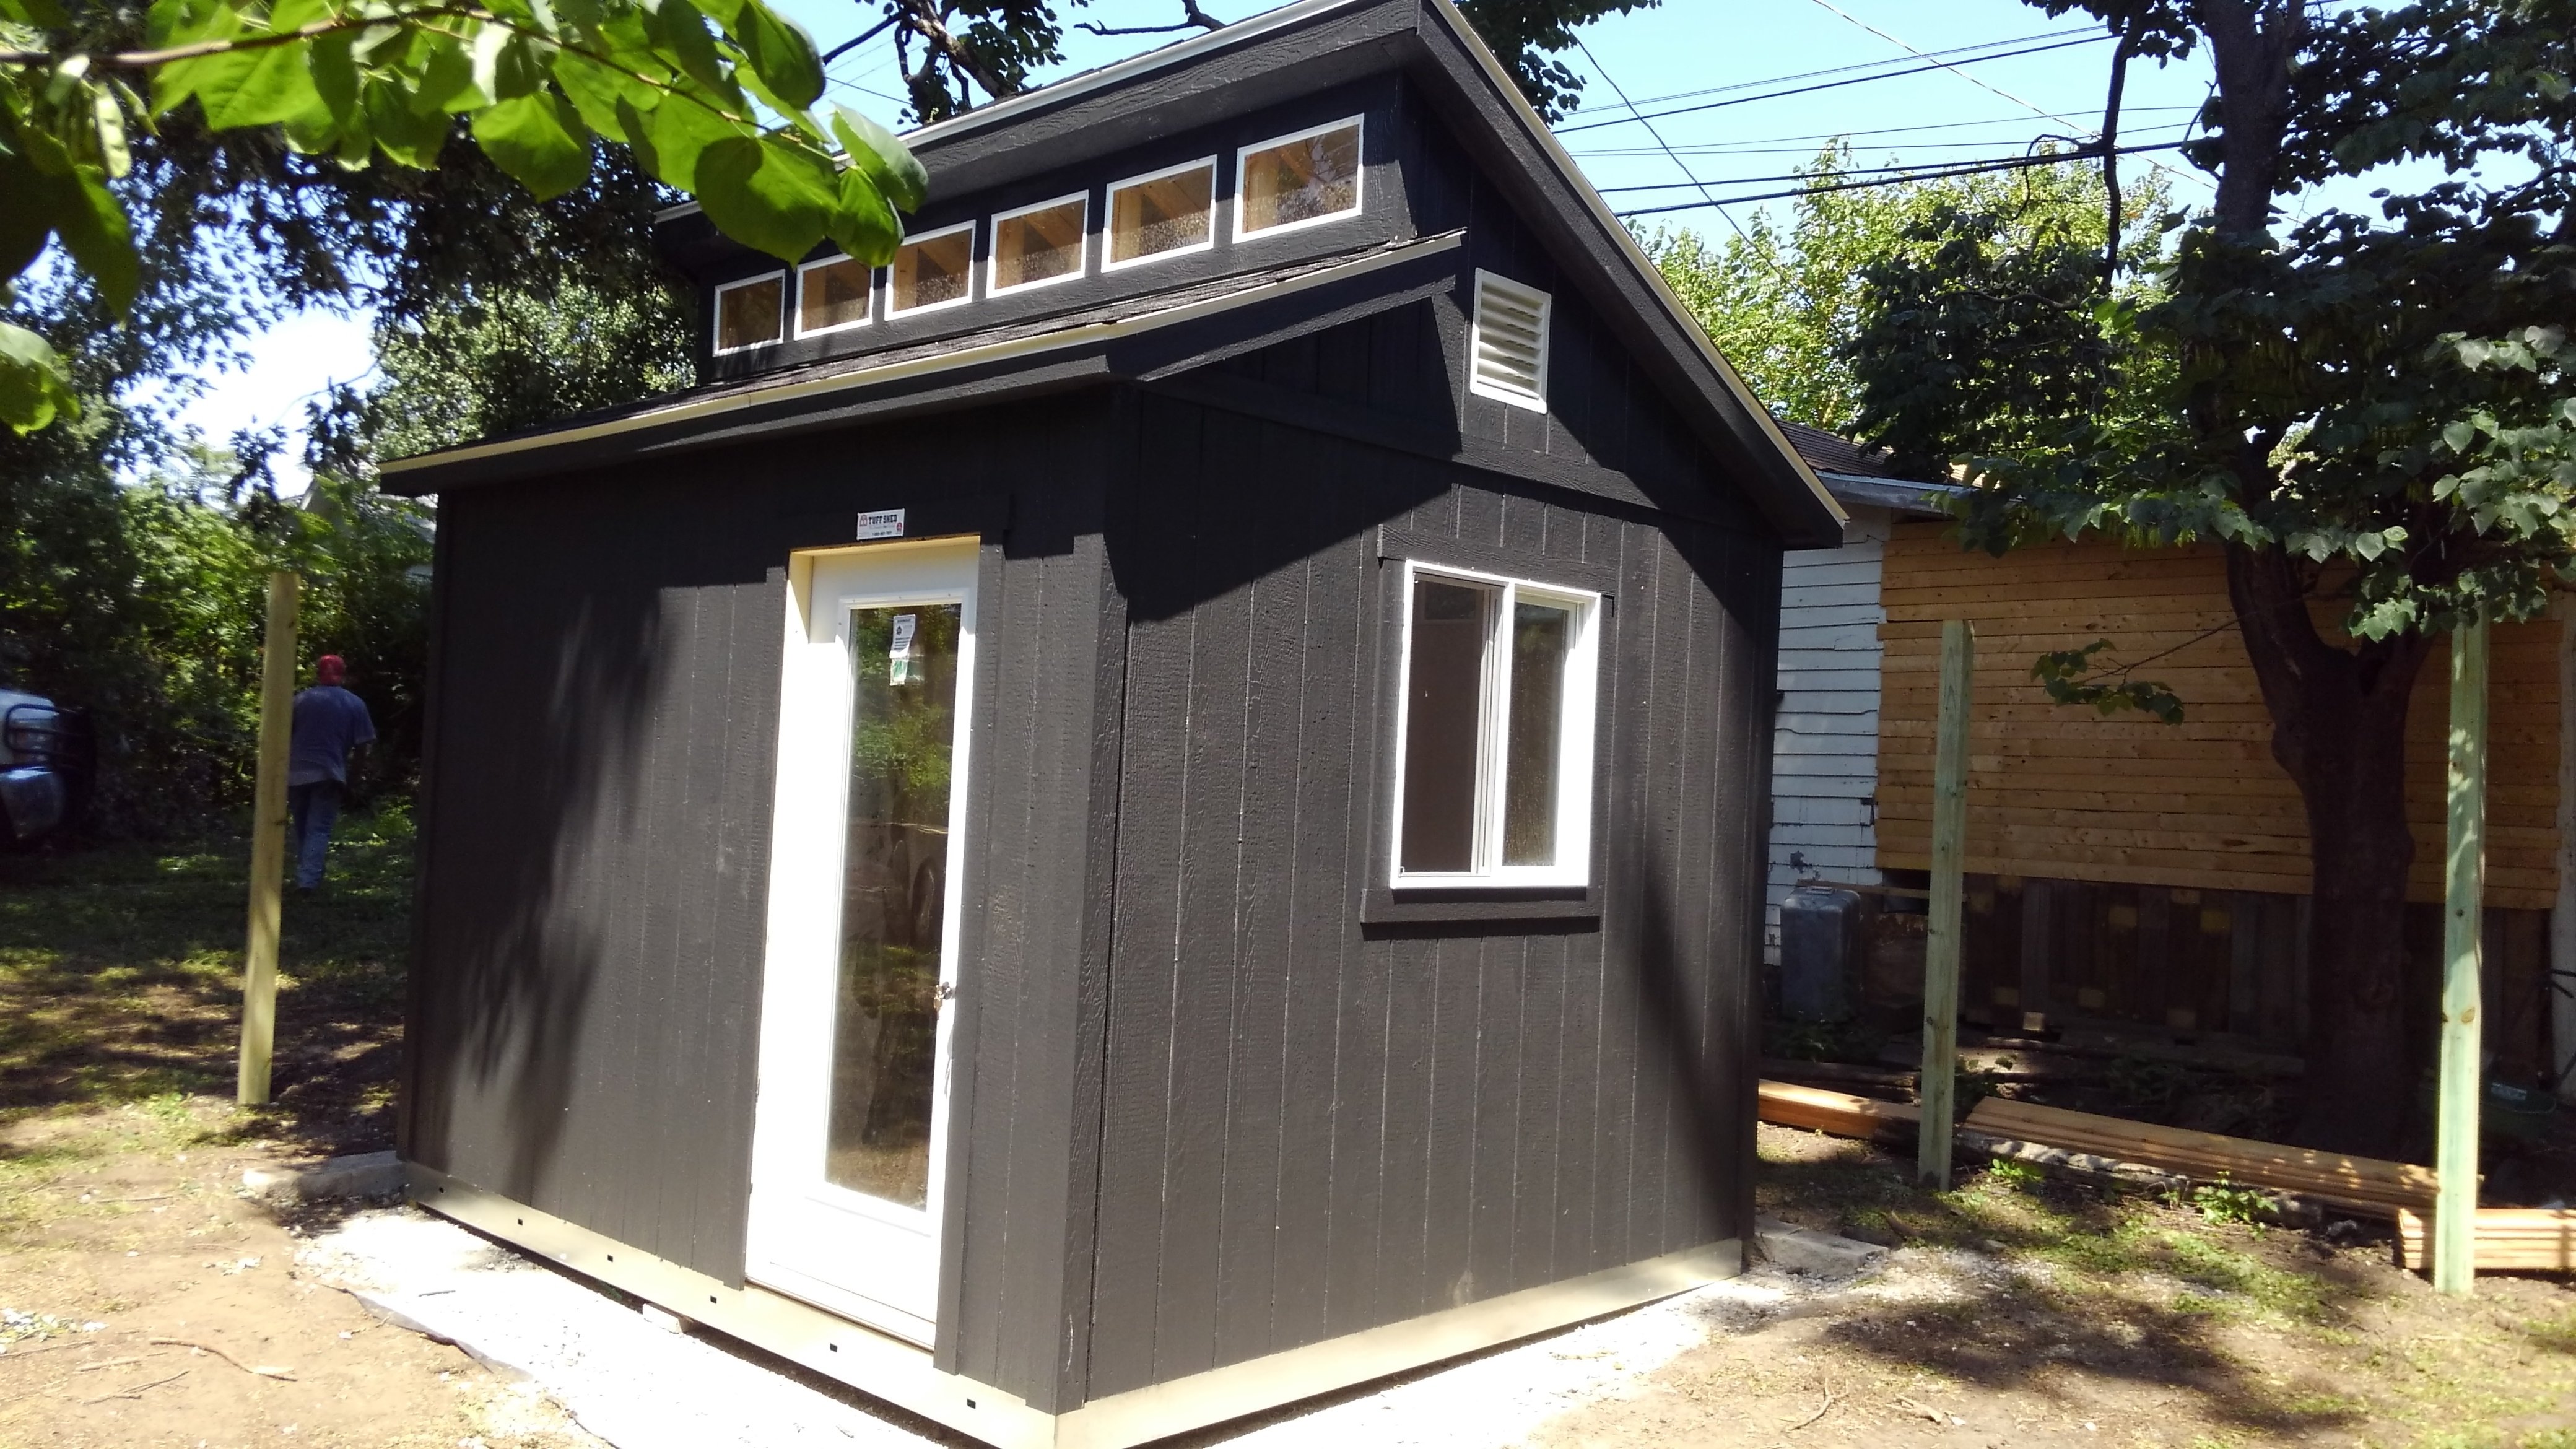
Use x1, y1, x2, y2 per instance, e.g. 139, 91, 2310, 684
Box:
1764, 424, 1955, 960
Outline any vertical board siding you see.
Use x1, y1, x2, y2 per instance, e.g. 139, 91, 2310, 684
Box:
1086, 391, 1769, 1399
406, 402, 1120, 1377
1874, 524, 2563, 907
1767, 510, 1889, 959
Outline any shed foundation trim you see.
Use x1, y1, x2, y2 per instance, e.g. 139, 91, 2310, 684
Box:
404, 1160, 1738, 1449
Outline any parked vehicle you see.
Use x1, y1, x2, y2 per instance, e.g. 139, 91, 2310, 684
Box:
0, 687, 94, 845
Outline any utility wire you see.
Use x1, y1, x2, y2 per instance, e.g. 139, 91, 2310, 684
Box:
1575, 32, 1792, 289
1595, 144, 2134, 194
1554, 33, 2106, 136
1801, 0, 2085, 130
1609, 141, 2189, 218
1555, 25, 2095, 119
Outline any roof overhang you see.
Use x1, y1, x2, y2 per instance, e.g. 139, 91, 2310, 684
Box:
1817, 472, 1963, 519
380, 234, 1464, 494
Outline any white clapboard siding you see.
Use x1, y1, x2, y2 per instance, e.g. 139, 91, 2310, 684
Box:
1766, 507, 1890, 959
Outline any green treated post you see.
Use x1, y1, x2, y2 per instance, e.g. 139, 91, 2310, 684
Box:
2435, 613, 2489, 1295
239, 571, 298, 1107
1919, 618, 1974, 1188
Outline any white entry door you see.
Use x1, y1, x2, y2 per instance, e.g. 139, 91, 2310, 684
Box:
746, 539, 978, 1346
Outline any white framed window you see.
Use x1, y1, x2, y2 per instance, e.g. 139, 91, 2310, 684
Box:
1388, 560, 1599, 889
988, 193, 1089, 295
796, 255, 874, 337
1105, 157, 1217, 270
1468, 271, 1550, 412
714, 271, 786, 354
1235, 115, 1364, 240
889, 221, 976, 315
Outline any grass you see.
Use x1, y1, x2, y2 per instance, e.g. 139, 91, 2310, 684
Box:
0, 808, 414, 1155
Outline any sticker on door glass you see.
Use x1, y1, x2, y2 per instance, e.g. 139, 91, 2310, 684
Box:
889, 612, 918, 685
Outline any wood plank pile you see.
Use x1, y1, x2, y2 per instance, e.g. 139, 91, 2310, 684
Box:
1756, 1080, 1918, 1141
1962, 1097, 2437, 1217
2396, 1209, 2576, 1273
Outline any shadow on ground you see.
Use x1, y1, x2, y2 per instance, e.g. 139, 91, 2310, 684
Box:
0, 811, 414, 1159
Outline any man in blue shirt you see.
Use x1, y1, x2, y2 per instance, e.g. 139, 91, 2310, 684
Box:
287, 653, 375, 894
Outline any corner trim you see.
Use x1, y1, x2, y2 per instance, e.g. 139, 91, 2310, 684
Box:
402, 1160, 1737, 1449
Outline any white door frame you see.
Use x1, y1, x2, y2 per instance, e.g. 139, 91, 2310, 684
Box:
746, 538, 980, 1346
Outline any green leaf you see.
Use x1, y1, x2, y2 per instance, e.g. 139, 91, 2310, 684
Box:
826, 163, 900, 265
49, 165, 139, 314
693, 134, 833, 263
2443, 420, 2478, 453
0, 321, 80, 433
623, 90, 736, 191
1, 0, 74, 27
90, 88, 133, 177
0, 151, 53, 280
471, 91, 594, 199
194, 40, 324, 129
308, 27, 360, 124
831, 105, 925, 214
550, 51, 645, 141
683, 0, 822, 110
648, 1, 737, 101
363, 78, 450, 167
415, 34, 489, 113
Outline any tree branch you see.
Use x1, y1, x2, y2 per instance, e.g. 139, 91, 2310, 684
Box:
897, 0, 1019, 102
2101, 15, 2141, 292
1078, 1, 1225, 37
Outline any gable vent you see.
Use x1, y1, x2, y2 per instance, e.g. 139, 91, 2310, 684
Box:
1469, 271, 1551, 412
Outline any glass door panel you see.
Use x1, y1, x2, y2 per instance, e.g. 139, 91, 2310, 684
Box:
827, 603, 960, 1208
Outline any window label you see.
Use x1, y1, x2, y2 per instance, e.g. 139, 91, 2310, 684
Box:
889, 612, 918, 685
857, 508, 907, 540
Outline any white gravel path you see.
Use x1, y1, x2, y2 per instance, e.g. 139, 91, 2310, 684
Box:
298, 1207, 1884, 1449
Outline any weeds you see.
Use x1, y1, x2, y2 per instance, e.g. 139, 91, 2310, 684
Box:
2188, 1176, 2277, 1231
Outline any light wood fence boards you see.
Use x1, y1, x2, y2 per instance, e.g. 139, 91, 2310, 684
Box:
1874, 526, 2563, 909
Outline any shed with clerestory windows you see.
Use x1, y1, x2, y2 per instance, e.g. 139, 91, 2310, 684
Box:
377, 1, 1847, 1444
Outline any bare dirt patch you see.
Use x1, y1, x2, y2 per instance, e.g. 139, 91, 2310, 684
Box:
1, 820, 593, 1448
1539, 1126, 2576, 1449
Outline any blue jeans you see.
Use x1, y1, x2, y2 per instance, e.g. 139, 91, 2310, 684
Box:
288, 780, 342, 890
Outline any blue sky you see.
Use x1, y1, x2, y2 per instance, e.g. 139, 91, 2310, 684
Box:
173, 0, 2396, 486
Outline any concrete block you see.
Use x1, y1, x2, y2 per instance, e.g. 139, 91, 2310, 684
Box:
242, 1149, 404, 1202
1754, 1217, 1887, 1278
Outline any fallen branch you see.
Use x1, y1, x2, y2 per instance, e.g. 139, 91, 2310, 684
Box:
1892, 1394, 1947, 1424
84, 1370, 186, 1404
72, 1355, 156, 1373
147, 1338, 294, 1380
1783, 1388, 1841, 1431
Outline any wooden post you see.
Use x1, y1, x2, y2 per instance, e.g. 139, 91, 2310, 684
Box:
1919, 618, 1974, 1188
239, 571, 299, 1108
2435, 613, 2488, 1295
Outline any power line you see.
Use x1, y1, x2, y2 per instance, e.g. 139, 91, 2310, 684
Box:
1596, 145, 2141, 194
1564, 107, 2201, 157
1554, 33, 2109, 136
1556, 25, 2098, 119
1802, 0, 2084, 131
1609, 141, 2190, 218
1575, 124, 2194, 162
1573, 35, 1721, 212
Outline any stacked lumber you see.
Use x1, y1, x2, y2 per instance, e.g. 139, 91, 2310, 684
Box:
1758, 1080, 1920, 1140
1965, 1097, 2436, 1216
2396, 1209, 2576, 1273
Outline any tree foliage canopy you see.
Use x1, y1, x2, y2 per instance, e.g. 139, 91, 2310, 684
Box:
0, 0, 929, 430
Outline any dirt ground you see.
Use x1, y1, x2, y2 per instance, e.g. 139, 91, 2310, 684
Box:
1541, 1125, 2576, 1449
1, 819, 594, 1449
6, 827, 2576, 1448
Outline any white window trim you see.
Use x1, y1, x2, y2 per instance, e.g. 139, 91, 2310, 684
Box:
986, 191, 1090, 297
792, 254, 875, 339
887, 220, 978, 317
712, 269, 788, 354
1232, 113, 1365, 242
1468, 269, 1551, 413
1386, 559, 1600, 891
1102, 155, 1219, 272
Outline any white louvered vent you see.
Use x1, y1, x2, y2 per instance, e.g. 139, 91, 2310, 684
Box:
1469, 271, 1551, 412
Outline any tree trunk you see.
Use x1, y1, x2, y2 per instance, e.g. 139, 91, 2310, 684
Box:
2224, 544, 2436, 1157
